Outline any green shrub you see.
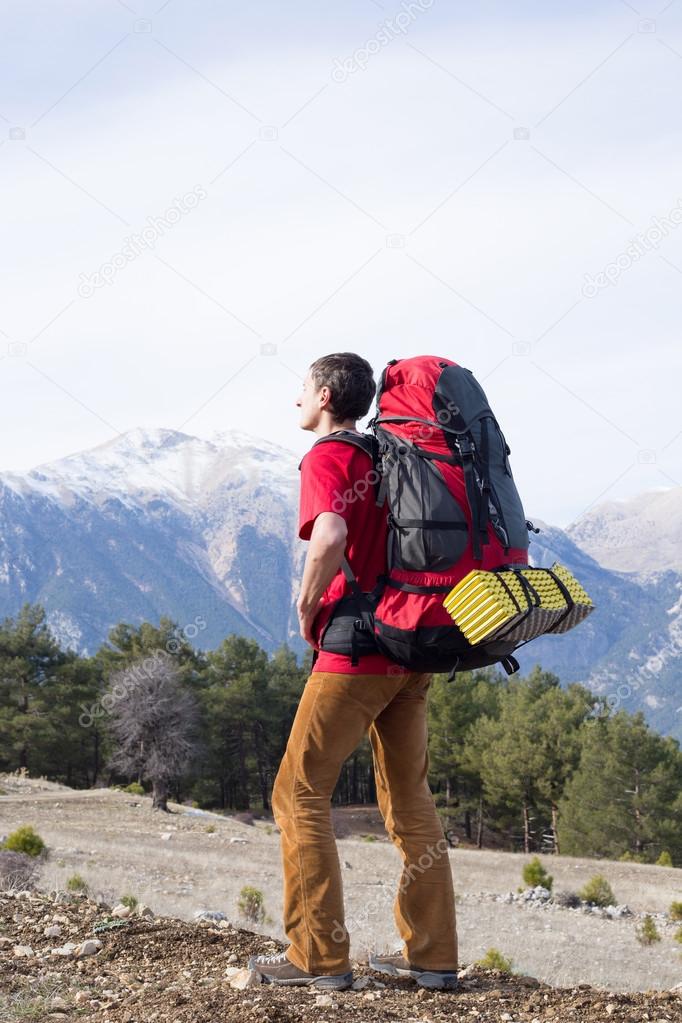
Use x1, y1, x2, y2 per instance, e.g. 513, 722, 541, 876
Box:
670, 901, 682, 922
1, 825, 46, 858
656, 850, 673, 867
619, 851, 646, 863
66, 873, 88, 892
120, 893, 138, 909
205, 825, 216, 834
579, 874, 616, 908
0, 787, 7, 795
522, 856, 553, 891
476, 947, 514, 973
635, 915, 661, 945
673, 926, 682, 944
361, 834, 378, 842
238, 885, 266, 924
123, 782, 145, 796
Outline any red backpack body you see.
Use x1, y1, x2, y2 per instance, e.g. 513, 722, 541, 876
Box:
309, 355, 539, 678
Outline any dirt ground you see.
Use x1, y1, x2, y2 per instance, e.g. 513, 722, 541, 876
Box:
2, 888, 682, 1023
1, 771, 681, 1017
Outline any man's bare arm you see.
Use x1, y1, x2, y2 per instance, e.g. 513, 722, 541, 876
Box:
297, 512, 348, 646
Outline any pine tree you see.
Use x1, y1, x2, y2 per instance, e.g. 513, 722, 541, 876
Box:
558, 711, 682, 862
428, 668, 504, 844
0, 604, 69, 773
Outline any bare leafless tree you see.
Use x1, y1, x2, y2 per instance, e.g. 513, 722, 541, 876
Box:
105, 652, 202, 811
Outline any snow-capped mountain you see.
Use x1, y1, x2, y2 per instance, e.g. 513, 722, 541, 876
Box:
565, 485, 682, 575
0, 427, 307, 658
0, 430, 680, 741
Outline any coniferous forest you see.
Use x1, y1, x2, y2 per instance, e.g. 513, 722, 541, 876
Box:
1, 602, 680, 865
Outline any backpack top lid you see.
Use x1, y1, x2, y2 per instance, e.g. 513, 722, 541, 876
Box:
374, 355, 460, 456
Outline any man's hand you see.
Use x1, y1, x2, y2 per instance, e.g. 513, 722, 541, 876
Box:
297, 512, 348, 648
297, 598, 322, 648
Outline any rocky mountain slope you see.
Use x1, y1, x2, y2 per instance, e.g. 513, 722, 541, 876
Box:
0, 428, 306, 658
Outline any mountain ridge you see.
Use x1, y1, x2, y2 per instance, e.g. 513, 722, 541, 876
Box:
0, 428, 680, 740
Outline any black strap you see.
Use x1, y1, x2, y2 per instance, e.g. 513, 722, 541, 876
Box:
383, 577, 454, 594
447, 651, 520, 682
389, 515, 468, 531
374, 415, 465, 435
543, 568, 576, 633
341, 555, 363, 598
457, 435, 483, 560
477, 418, 491, 541
412, 446, 461, 464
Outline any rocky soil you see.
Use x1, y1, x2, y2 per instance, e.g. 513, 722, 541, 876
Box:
2, 888, 682, 1023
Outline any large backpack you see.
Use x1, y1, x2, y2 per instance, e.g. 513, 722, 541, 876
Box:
306, 355, 541, 679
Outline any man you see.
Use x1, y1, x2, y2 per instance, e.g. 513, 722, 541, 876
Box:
248, 353, 459, 991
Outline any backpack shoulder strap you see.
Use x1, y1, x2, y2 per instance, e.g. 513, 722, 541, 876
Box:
297, 430, 379, 471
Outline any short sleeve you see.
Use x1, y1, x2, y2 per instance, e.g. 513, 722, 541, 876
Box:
298, 445, 355, 540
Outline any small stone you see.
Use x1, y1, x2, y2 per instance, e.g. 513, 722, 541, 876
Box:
44, 924, 62, 938
111, 904, 131, 919
76, 938, 102, 958
160, 832, 172, 841
136, 903, 154, 918
229, 967, 261, 989
51, 942, 79, 956
224, 966, 241, 977
362, 991, 379, 1000
230, 837, 248, 844
315, 994, 335, 1006
605, 1004, 616, 1015
13, 944, 34, 957
352, 976, 371, 990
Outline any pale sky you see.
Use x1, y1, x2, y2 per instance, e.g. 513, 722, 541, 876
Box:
1, 0, 681, 528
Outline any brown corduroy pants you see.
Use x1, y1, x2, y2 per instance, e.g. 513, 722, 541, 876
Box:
271, 670, 458, 975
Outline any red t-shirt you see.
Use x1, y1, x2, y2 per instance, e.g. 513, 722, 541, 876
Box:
298, 435, 408, 675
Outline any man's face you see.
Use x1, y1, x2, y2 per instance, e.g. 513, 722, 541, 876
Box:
296, 369, 327, 431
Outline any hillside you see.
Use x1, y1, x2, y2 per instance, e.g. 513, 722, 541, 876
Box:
1, 773, 681, 1011
3, 888, 681, 1023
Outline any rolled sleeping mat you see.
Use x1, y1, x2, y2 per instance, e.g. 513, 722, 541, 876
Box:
442, 562, 594, 646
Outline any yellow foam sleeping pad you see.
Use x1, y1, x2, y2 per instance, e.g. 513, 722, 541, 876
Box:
442, 562, 594, 646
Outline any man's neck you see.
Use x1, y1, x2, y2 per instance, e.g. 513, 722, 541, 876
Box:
313, 419, 359, 437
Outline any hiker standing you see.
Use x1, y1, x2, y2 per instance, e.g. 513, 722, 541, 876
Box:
249, 352, 459, 991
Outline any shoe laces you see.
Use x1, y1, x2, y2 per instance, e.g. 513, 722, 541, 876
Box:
253, 949, 290, 966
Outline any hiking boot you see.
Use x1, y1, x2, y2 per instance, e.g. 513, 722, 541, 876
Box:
368, 948, 459, 990
247, 948, 354, 989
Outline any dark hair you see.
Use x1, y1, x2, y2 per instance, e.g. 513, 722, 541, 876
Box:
309, 352, 376, 423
